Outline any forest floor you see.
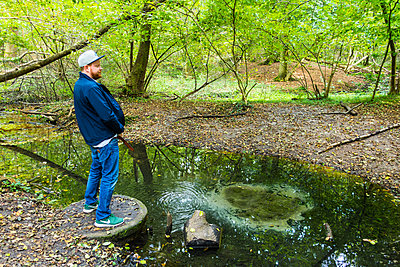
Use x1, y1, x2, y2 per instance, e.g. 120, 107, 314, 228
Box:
0, 188, 143, 266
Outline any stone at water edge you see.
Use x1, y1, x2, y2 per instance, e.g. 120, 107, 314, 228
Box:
184, 210, 222, 249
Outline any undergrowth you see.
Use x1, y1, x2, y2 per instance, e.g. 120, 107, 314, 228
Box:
147, 74, 398, 107
2, 71, 399, 107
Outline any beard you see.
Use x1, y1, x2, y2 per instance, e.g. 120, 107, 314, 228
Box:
90, 70, 102, 80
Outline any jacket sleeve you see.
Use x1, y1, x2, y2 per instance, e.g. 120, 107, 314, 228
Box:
87, 85, 124, 134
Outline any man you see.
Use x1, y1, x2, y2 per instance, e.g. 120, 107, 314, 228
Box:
74, 50, 125, 227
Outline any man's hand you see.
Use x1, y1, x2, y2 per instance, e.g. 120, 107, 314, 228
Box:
117, 135, 135, 152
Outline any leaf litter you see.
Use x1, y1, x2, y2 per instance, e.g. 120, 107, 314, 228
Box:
0, 187, 144, 266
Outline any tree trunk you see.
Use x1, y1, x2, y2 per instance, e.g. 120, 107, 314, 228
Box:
127, 143, 153, 183
276, 45, 288, 81
4, 27, 18, 58
124, 0, 165, 96
324, 46, 343, 98
371, 40, 390, 101
380, 2, 398, 95
125, 23, 151, 96
397, 67, 400, 93
364, 55, 369, 66
388, 39, 398, 95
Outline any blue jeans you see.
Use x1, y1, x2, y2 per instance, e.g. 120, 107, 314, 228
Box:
85, 138, 119, 221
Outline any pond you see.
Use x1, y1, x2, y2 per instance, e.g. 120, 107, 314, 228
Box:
1, 111, 400, 266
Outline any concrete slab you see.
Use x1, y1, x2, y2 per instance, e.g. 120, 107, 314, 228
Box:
63, 195, 147, 241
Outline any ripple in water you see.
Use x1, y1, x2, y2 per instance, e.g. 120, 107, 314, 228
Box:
157, 181, 207, 230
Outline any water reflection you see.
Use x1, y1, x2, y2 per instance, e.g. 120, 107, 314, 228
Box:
123, 143, 153, 183
1, 114, 400, 265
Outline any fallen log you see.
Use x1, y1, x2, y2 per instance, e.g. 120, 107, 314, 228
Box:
19, 110, 59, 117
318, 123, 400, 154
339, 102, 361, 116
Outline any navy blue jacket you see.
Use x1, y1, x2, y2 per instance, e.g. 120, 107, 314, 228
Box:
74, 72, 125, 146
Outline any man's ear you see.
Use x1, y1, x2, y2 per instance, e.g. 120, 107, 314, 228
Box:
83, 65, 90, 73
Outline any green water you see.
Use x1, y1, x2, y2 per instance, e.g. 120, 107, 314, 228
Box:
1, 111, 400, 266
208, 183, 312, 231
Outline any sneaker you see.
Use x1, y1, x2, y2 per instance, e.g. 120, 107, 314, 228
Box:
94, 214, 124, 228
83, 200, 99, 213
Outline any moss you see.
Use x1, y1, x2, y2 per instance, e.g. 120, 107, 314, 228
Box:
222, 185, 305, 221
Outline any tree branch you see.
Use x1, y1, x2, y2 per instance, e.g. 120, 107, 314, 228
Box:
0, 15, 134, 83
174, 112, 246, 122
317, 123, 400, 154
320, 102, 363, 116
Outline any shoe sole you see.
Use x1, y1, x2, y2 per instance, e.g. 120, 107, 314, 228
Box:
83, 208, 96, 213
94, 221, 124, 228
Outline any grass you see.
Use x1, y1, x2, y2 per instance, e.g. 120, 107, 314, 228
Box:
149, 75, 302, 102
147, 74, 399, 106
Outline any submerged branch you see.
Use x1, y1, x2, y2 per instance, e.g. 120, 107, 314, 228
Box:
0, 144, 86, 184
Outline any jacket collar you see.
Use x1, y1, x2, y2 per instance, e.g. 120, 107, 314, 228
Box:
79, 72, 112, 95
79, 72, 98, 83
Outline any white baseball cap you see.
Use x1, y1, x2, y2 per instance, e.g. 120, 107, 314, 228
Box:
78, 50, 105, 67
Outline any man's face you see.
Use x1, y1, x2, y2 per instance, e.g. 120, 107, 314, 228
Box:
87, 60, 102, 80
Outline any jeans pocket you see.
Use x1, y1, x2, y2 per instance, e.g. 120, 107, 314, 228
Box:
98, 138, 119, 161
